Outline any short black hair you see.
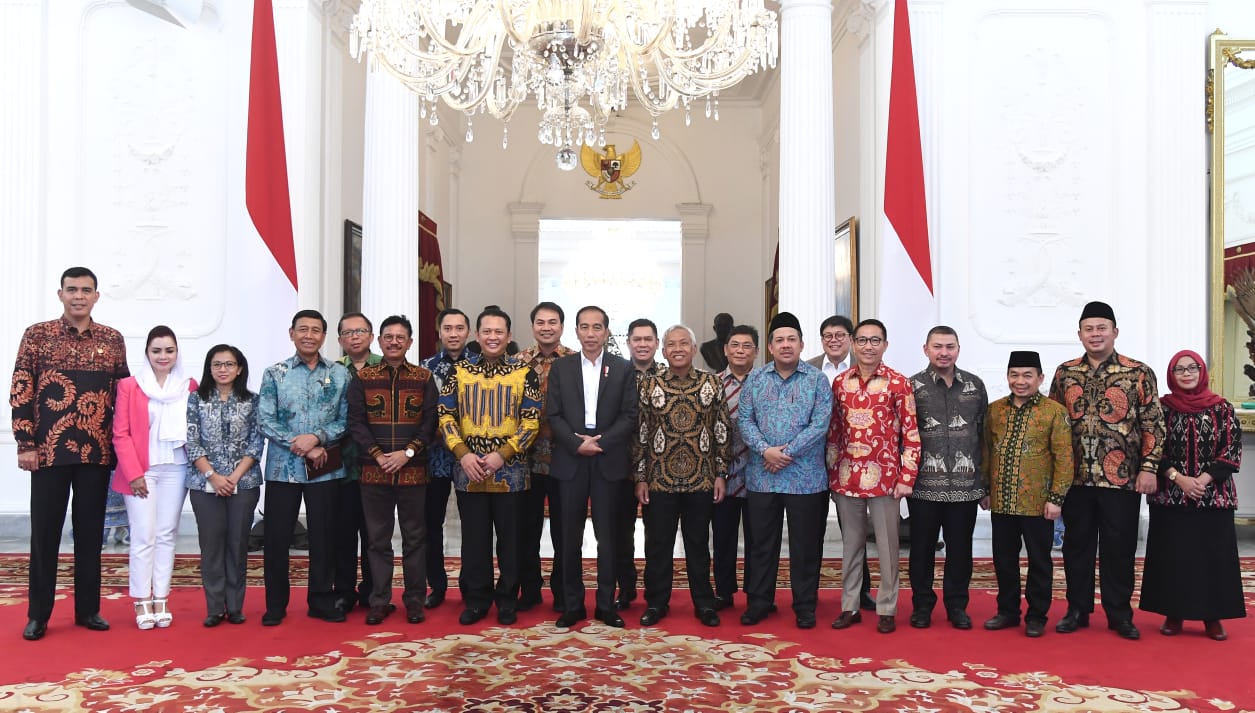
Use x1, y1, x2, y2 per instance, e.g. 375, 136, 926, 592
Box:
379, 314, 413, 337
925, 325, 958, 343
855, 318, 887, 340
819, 315, 855, 335
531, 301, 565, 324
291, 309, 327, 331
437, 308, 470, 331
337, 312, 373, 333
145, 325, 177, 349
60, 266, 98, 289
197, 345, 253, 402
477, 306, 512, 332
627, 318, 658, 337
576, 305, 609, 328
727, 324, 759, 347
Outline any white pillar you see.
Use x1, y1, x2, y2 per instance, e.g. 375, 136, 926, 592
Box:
361, 65, 420, 362
509, 202, 544, 319
677, 202, 712, 335
778, 0, 836, 357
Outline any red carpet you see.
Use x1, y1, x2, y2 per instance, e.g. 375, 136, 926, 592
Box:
0, 556, 1252, 711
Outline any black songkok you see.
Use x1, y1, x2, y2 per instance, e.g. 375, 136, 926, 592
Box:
1079, 301, 1116, 325
1007, 350, 1042, 371
768, 311, 803, 339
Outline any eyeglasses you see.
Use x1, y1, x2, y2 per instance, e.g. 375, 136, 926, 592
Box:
380, 335, 409, 343
339, 328, 370, 338
1172, 364, 1201, 375
821, 332, 850, 342
211, 361, 238, 370
854, 336, 884, 346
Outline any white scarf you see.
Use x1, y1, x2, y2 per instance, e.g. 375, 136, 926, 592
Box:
135, 357, 191, 447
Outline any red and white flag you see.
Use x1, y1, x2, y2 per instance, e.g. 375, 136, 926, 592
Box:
246, 0, 297, 291
878, 0, 934, 373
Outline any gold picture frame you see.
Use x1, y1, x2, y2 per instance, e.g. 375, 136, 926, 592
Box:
835, 216, 860, 322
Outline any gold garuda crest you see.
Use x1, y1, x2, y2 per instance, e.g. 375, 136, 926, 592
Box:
581, 142, 641, 199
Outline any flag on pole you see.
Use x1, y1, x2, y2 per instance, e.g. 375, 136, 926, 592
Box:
878, 0, 934, 372
246, 0, 298, 290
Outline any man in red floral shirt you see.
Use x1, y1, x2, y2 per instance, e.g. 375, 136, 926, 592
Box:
827, 318, 921, 634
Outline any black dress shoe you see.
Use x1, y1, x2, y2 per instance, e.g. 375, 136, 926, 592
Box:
795, 613, 816, 629
831, 611, 862, 630
518, 592, 543, 612
203, 613, 226, 628
983, 613, 1020, 630
859, 592, 877, 612
639, 607, 668, 626
1205, 620, 1228, 641
614, 595, 634, 611
459, 608, 488, 626
75, 613, 110, 631
226, 612, 246, 625
1160, 617, 1183, 636
697, 608, 721, 627
741, 607, 770, 626
595, 608, 625, 628
333, 597, 353, 614
407, 607, 425, 624
261, 611, 285, 627
947, 609, 972, 630
365, 604, 395, 625
1025, 620, 1045, 638
1055, 609, 1089, 633
877, 615, 896, 634
1108, 619, 1140, 640
555, 610, 586, 628
424, 590, 446, 609
909, 609, 931, 629
713, 595, 734, 611
22, 619, 47, 641
498, 609, 518, 625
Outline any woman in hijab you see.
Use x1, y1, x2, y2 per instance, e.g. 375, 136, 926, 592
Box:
112, 325, 196, 629
1139, 350, 1245, 641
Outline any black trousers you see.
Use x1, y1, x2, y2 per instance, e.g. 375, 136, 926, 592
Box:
28, 465, 109, 622
189, 487, 261, 616
361, 484, 427, 611
456, 490, 521, 612
425, 476, 453, 595
711, 495, 754, 599
518, 471, 564, 605
615, 479, 638, 599
906, 498, 978, 613
1061, 486, 1141, 621
332, 478, 372, 607
991, 512, 1055, 624
643, 490, 716, 610
263, 479, 338, 616
555, 467, 624, 614
744, 490, 828, 617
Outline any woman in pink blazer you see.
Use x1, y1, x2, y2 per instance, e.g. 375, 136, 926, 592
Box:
112, 325, 196, 629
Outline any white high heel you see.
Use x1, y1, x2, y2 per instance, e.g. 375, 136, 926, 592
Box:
135, 600, 156, 630
152, 598, 173, 628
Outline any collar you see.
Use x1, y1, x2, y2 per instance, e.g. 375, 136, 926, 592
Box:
581, 350, 605, 368
338, 352, 382, 367
1074, 350, 1121, 372
1009, 392, 1043, 410
924, 367, 965, 385
661, 367, 699, 383
848, 361, 890, 385
719, 368, 750, 384
59, 315, 94, 336
285, 353, 334, 371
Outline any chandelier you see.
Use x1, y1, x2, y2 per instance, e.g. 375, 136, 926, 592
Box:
349, 0, 778, 168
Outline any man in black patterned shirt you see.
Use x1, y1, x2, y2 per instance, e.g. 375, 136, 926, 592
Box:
634, 324, 730, 628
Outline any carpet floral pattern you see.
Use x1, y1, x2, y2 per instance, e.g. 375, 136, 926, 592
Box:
0, 624, 1235, 712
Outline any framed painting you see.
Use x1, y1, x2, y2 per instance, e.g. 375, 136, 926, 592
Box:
834, 216, 859, 322
343, 219, 363, 315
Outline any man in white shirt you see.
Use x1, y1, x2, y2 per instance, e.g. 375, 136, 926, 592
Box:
806, 315, 854, 384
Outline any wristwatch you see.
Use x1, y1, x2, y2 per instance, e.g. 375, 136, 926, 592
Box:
1167, 469, 1178, 482
405, 448, 416, 458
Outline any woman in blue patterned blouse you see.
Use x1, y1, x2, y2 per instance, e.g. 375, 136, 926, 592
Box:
185, 345, 265, 627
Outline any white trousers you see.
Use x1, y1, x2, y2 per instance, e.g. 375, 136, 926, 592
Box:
124, 464, 187, 599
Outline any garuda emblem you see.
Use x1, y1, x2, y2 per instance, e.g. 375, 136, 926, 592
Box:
581, 142, 641, 199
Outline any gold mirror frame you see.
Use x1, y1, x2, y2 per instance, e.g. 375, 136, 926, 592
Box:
1208, 31, 1255, 430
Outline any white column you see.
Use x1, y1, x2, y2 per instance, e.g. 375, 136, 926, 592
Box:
677, 203, 712, 335
361, 65, 420, 362
778, 0, 836, 357
510, 202, 544, 318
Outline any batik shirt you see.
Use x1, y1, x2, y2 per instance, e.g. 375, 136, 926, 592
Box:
10, 317, 129, 468
909, 367, 988, 502
982, 394, 1073, 516
635, 368, 732, 493
420, 349, 481, 479
337, 352, 382, 481
257, 354, 350, 483
184, 391, 265, 492
718, 368, 752, 498
438, 356, 542, 493
827, 362, 921, 497
1049, 351, 1164, 490
1152, 401, 1241, 510
738, 361, 832, 495
517, 343, 576, 475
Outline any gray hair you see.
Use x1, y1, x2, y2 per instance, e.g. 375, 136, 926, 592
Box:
663, 324, 697, 345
